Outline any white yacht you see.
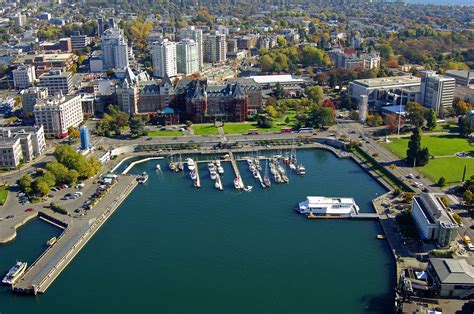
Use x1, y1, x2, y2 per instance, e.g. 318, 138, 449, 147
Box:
187, 158, 195, 171
137, 172, 149, 184
210, 171, 217, 180
296, 197, 360, 216
2, 261, 27, 285
156, 164, 161, 171
297, 164, 306, 175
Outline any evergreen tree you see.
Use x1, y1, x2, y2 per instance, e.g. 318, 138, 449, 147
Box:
458, 116, 472, 138
426, 109, 437, 130
406, 127, 421, 167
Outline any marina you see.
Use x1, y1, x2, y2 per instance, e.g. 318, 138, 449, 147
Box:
0, 148, 394, 313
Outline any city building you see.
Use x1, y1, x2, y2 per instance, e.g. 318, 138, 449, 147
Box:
175, 79, 249, 122
411, 193, 458, 248
445, 70, 474, 88
13, 13, 27, 27
101, 27, 129, 69
12, 64, 36, 89
420, 71, 456, 115
33, 94, 83, 137
330, 49, 380, 70
38, 70, 73, 95
20, 86, 49, 114
203, 32, 227, 64
70, 33, 87, 50
17, 53, 77, 75
151, 39, 177, 78
80, 125, 91, 150
180, 26, 203, 70
427, 258, 474, 299
176, 39, 199, 76
0, 125, 46, 168
348, 76, 421, 108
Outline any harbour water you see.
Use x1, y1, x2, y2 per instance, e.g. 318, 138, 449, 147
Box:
0, 149, 395, 313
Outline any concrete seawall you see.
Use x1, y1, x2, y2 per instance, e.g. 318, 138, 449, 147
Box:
0, 212, 38, 244
12, 175, 138, 294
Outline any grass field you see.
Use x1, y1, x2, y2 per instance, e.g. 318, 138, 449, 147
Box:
383, 135, 474, 185
192, 124, 219, 135
148, 130, 183, 137
384, 135, 474, 157
0, 186, 8, 205
223, 122, 285, 134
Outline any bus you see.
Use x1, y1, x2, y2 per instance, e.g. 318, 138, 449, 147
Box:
298, 127, 315, 133
280, 127, 292, 134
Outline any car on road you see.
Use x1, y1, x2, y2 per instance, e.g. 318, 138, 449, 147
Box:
407, 173, 415, 179
146, 137, 152, 141
6, 215, 14, 219
74, 209, 80, 213
24, 208, 34, 212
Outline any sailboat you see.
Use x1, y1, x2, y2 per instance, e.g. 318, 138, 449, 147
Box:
168, 154, 176, 171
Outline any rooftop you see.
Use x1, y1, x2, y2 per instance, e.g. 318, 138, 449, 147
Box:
352, 75, 421, 88
248, 74, 304, 85
430, 258, 474, 285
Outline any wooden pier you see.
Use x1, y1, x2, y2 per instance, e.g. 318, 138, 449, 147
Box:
228, 152, 245, 189
194, 163, 201, 188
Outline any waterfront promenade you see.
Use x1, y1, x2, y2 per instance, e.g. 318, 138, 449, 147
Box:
12, 175, 137, 294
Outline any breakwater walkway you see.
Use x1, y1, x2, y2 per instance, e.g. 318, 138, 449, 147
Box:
12, 175, 138, 294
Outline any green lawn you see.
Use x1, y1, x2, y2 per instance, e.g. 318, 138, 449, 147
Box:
192, 124, 219, 135
0, 186, 8, 205
223, 122, 285, 134
148, 130, 183, 137
430, 123, 458, 133
420, 157, 474, 184
383, 135, 474, 185
384, 135, 474, 157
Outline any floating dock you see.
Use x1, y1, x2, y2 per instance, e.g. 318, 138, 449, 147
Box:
306, 212, 379, 220
228, 152, 245, 189
194, 164, 201, 188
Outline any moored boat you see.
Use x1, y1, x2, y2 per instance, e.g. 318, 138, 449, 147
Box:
187, 158, 195, 171
2, 261, 27, 285
234, 178, 241, 190
297, 164, 306, 175
217, 165, 224, 174
137, 172, 149, 184
190, 171, 197, 180
296, 196, 360, 216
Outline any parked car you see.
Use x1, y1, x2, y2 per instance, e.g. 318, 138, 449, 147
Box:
6, 215, 14, 219
25, 208, 34, 212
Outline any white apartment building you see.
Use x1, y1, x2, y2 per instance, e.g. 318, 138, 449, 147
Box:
411, 193, 458, 248
70, 34, 87, 50
420, 71, 456, 115
203, 32, 227, 64
151, 39, 177, 78
0, 125, 46, 168
34, 94, 83, 137
176, 39, 199, 76
38, 70, 73, 95
180, 26, 203, 71
102, 27, 129, 69
13, 64, 36, 89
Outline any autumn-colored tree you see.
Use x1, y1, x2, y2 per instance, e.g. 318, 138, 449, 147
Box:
453, 100, 471, 116
384, 113, 404, 134
322, 99, 336, 110
386, 58, 399, 68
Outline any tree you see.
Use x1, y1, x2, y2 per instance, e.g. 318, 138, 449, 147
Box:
379, 44, 394, 60
366, 114, 383, 127
301, 46, 326, 67
129, 114, 147, 137
106, 69, 115, 78
46, 162, 69, 183
386, 58, 399, 68
309, 106, 336, 127
32, 178, 50, 197
68, 126, 80, 142
260, 54, 274, 72
66, 169, 79, 185
453, 100, 471, 116
305, 86, 324, 105
322, 99, 336, 110
384, 113, 404, 134
458, 116, 472, 138
18, 175, 32, 194
425, 109, 437, 130
438, 177, 446, 187
406, 127, 430, 167
274, 83, 284, 100
265, 105, 278, 118
406, 102, 428, 128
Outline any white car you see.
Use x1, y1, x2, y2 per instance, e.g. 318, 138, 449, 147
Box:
407, 173, 415, 179
468, 243, 474, 251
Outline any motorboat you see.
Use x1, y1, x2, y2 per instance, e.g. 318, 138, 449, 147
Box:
297, 164, 306, 175
187, 158, 195, 171
217, 165, 224, 174
210, 171, 217, 180
156, 164, 161, 171
234, 178, 241, 190
137, 172, 149, 184
190, 171, 197, 180
2, 261, 27, 285
244, 185, 253, 192
252, 170, 259, 179
289, 163, 296, 171
296, 196, 360, 216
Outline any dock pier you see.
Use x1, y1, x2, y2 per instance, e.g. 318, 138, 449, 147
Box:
12, 175, 138, 295
228, 152, 245, 189
306, 212, 379, 220
194, 164, 201, 188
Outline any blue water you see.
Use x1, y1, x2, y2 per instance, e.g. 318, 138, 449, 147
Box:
0, 149, 395, 313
